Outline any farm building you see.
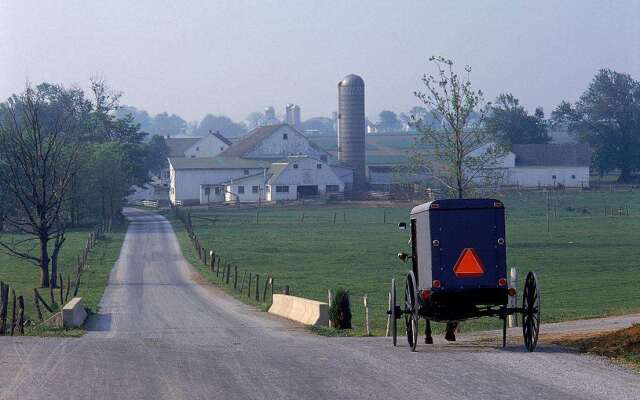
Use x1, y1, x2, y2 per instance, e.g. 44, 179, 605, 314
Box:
169, 125, 351, 205
507, 143, 591, 188
160, 131, 232, 184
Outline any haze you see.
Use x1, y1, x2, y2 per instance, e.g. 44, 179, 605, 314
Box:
1, 0, 639, 122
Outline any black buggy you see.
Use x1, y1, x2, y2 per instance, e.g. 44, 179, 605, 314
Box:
388, 199, 541, 352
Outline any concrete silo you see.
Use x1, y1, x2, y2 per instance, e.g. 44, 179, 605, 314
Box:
337, 74, 366, 191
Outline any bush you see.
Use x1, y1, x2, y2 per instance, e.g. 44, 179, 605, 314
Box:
329, 288, 352, 329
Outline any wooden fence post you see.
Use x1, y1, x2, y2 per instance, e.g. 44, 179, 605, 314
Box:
255, 274, 260, 301
203, 249, 207, 265
328, 289, 333, 328
59, 273, 64, 305
17, 296, 24, 335
216, 258, 220, 277
262, 274, 271, 302
33, 289, 43, 321
10, 289, 16, 336
226, 264, 231, 285
247, 273, 252, 298
234, 266, 238, 289
508, 267, 518, 328
65, 274, 71, 303
0, 283, 8, 335
364, 294, 370, 336
209, 251, 214, 272
240, 272, 246, 292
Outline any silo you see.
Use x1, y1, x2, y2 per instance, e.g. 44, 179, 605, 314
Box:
338, 74, 366, 190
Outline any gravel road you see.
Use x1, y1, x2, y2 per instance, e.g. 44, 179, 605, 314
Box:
1, 208, 638, 400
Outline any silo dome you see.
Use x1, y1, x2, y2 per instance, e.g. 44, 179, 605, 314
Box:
339, 74, 365, 87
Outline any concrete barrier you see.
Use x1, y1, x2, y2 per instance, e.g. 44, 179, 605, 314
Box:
62, 297, 87, 328
268, 294, 329, 326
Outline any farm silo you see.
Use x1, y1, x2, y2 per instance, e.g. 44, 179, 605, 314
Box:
338, 74, 366, 191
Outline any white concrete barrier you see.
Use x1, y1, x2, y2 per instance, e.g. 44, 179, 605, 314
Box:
269, 294, 329, 326
62, 297, 87, 328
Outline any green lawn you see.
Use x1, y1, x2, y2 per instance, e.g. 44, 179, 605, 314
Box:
0, 226, 126, 334
169, 190, 640, 336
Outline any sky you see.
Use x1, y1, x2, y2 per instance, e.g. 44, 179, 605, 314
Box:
1, 1, 639, 123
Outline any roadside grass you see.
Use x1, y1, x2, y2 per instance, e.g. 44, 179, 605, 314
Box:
0, 226, 126, 335
166, 190, 640, 337
557, 324, 640, 370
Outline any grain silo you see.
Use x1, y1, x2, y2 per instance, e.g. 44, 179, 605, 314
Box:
337, 74, 366, 191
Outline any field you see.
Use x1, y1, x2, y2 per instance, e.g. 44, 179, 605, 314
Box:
0, 227, 126, 335
170, 190, 640, 336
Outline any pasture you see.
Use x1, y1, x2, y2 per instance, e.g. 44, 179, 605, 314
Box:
0, 227, 126, 334
172, 190, 640, 336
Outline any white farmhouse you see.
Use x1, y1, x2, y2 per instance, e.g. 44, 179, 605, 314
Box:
169, 124, 352, 205
161, 131, 232, 184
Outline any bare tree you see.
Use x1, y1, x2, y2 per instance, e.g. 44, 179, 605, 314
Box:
411, 57, 504, 198
0, 84, 82, 287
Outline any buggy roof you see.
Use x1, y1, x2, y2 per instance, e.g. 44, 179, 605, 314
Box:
411, 199, 504, 215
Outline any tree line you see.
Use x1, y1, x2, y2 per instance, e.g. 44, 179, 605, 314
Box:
0, 79, 168, 288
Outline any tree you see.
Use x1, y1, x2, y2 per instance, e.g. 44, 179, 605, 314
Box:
410, 57, 503, 198
145, 135, 169, 175
151, 112, 188, 137
552, 69, 640, 182
485, 93, 550, 145
378, 110, 401, 131
196, 114, 246, 138
0, 84, 84, 287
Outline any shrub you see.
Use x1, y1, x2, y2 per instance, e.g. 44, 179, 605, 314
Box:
329, 288, 352, 329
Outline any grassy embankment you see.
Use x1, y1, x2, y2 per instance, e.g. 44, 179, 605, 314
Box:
0, 226, 126, 336
558, 324, 640, 370
168, 190, 640, 336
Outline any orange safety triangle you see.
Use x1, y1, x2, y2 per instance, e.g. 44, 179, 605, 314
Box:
453, 248, 485, 278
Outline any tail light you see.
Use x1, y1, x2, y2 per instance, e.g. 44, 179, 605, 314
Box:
420, 290, 431, 301
432, 280, 442, 289
498, 278, 507, 287
508, 288, 517, 297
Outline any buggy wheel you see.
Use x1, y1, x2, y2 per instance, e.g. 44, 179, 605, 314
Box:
404, 272, 418, 351
389, 278, 398, 347
405, 312, 418, 352
522, 272, 541, 352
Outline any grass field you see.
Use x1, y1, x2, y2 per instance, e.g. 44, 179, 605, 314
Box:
0, 226, 126, 335
169, 190, 640, 336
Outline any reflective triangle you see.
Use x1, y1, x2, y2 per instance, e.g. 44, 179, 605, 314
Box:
453, 248, 485, 278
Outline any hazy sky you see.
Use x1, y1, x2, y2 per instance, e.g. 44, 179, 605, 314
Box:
2, 1, 639, 123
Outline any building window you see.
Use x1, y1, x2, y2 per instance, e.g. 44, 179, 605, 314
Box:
196, 146, 200, 151
326, 185, 339, 193
320, 155, 328, 162
252, 186, 259, 193
317, 163, 322, 169
571, 174, 576, 179
204, 187, 210, 195
552, 175, 557, 179
214, 187, 221, 194
191, 155, 196, 158
293, 164, 299, 169
283, 133, 288, 140
266, 185, 271, 193
220, 147, 224, 151
244, 169, 250, 175
276, 185, 289, 193
238, 186, 245, 194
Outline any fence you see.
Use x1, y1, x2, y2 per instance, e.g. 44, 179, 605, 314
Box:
174, 206, 278, 306
0, 222, 111, 335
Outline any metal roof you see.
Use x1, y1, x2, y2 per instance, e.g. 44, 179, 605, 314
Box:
169, 156, 271, 170
511, 144, 591, 167
165, 137, 201, 157
339, 74, 365, 87
220, 124, 329, 158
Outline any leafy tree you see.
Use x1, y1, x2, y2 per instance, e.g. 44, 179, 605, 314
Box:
300, 117, 335, 135
410, 57, 504, 198
378, 110, 401, 131
552, 69, 640, 182
152, 112, 188, 137
196, 114, 246, 138
485, 93, 550, 145
145, 135, 170, 175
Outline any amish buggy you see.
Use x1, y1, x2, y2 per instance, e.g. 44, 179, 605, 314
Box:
388, 199, 541, 352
